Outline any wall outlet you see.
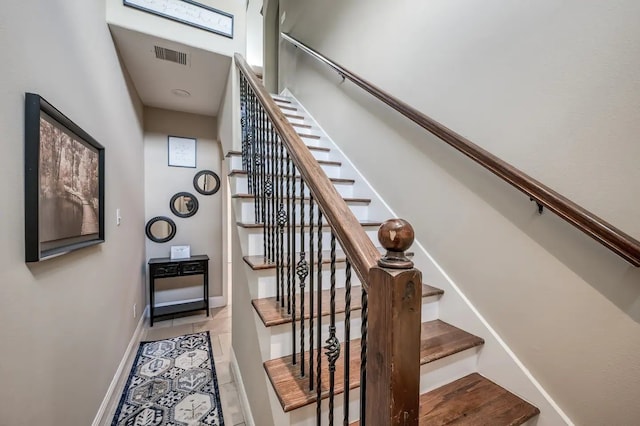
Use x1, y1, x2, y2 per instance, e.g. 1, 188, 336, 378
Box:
133, 303, 137, 319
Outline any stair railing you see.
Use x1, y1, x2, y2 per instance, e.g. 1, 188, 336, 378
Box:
280, 32, 640, 268
236, 53, 422, 425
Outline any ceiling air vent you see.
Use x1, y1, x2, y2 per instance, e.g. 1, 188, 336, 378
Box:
154, 46, 188, 66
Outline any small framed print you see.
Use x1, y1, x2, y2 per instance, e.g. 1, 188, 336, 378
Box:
170, 245, 191, 260
168, 136, 196, 168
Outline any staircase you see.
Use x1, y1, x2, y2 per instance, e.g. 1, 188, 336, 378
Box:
228, 86, 541, 425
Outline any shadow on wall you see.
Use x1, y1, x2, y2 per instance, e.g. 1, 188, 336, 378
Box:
304, 56, 640, 324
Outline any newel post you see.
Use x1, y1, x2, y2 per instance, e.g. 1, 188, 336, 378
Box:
365, 219, 422, 425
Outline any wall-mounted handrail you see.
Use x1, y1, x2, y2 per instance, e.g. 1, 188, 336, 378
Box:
234, 53, 381, 285
281, 32, 640, 267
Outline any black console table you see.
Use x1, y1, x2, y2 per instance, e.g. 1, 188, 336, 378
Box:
148, 255, 209, 326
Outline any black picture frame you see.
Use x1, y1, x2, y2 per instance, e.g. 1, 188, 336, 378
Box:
123, 0, 234, 39
24, 93, 105, 262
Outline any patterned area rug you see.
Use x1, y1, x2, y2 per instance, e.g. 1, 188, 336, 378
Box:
112, 332, 225, 426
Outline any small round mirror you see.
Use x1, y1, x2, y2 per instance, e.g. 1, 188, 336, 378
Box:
193, 170, 220, 195
170, 192, 199, 218
145, 216, 177, 243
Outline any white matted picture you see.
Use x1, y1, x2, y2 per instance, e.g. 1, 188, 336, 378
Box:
170, 245, 191, 260
168, 136, 196, 168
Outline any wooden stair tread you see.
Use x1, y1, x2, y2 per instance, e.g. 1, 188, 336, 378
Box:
298, 133, 321, 139
349, 373, 538, 425
264, 320, 483, 412
417, 373, 539, 425
273, 97, 292, 104
228, 169, 355, 184
278, 104, 297, 111
242, 249, 413, 270
227, 152, 340, 166
284, 113, 304, 120
227, 144, 330, 155
291, 122, 312, 129
236, 220, 382, 229
232, 194, 370, 204
253, 284, 444, 327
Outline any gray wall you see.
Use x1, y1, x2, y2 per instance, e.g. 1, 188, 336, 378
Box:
0, 1, 146, 424
277, 0, 640, 424
144, 107, 223, 303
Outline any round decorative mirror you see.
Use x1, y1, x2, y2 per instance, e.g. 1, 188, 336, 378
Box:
170, 192, 199, 218
193, 170, 220, 195
145, 216, 177, 243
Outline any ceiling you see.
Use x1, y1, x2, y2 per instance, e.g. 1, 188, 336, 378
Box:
110, 25, 231, 117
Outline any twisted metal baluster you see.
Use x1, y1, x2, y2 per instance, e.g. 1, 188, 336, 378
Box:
359, 289, 368, 425
249, 91, 256, 200
240, 76, 247, 171
308, 192, 315, 390
246, 89, 253, 194
343, 260, 352, 426
325, 232, 340, 426
256, 107, 265, 227
316, 209, 323, 425
296, 177, 306, 377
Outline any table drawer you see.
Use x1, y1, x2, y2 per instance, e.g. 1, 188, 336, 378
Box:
153, 264, 180, 277
181, 261, 206, 275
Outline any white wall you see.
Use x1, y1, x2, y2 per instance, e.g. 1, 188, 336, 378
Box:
107, 0, 247, 60
144, 107, 223, 304
246, 0, 264, 67
0, 1, 146, 425
278, 1, 640, 424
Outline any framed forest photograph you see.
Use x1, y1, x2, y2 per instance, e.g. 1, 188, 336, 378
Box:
24, 93, 105, 262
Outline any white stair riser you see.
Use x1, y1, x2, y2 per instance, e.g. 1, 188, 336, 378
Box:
229, 150, 332, 168
237, 200, 369, 223
243, 228, 379, 257
229, 175, 355, 198
269, 314, 363, 359
265, 298, 440, 359
247, 267, 364, 299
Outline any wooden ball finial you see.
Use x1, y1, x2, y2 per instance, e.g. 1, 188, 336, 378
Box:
378, 219, 414, 269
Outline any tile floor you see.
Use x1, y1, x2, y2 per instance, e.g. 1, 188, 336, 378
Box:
105, 305, 245, 426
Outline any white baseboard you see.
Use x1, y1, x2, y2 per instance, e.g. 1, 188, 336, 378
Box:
153, 297, 227, 309
230, 349, 255, 426
92, 306, 148, 426
210, 296, 226, 308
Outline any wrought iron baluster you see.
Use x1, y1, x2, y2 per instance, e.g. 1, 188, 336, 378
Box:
308, 193, 315, 390
325, 232, 340, 426
266, 128, 274, 262
343, 260, 352, 426
278, 138, 286, 309
255, 106, 264, 225
240, 76, 247, 171
274, 133, 281, 300
359, 288, 368, 425
316, 209, 323, 425
287, 154, 296, 366
296, 177, 307, 377
260, 112, 267, 257
286, 153, 292, 316
249, 90, 256, 198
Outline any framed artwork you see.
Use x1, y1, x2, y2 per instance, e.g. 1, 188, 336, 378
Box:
168, 136, 197, 168
24, 93, 105, 262
123, 0, 234, 39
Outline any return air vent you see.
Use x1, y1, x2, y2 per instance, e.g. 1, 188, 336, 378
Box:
154, 46, 188, 66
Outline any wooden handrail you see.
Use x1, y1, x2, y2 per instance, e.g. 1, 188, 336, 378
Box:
281, 32, 640, 267
234, 53, 381, 286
